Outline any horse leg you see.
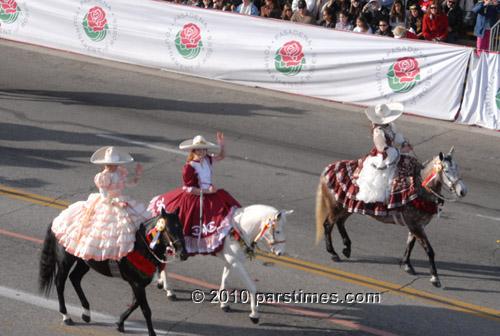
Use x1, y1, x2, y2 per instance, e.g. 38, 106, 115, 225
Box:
116, 294, 140, 333
68, 260, 91, 323
413, 231, 440, 288
55, 253, 76, 325
323, 219, 340, 262
401, 232, 417, 275
157, 270, 177, 301
231, 261, 259, 324
218, 265, 231, 312
133, 284, 156, 336
336, 214, 352, 258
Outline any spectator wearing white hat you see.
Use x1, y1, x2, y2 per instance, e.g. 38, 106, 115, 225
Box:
362, 0, 390, 31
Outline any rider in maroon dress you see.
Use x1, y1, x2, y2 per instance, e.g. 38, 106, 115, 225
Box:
149, 133, 240, 256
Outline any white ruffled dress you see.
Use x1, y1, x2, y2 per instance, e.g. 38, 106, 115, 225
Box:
52, 168, 150, 261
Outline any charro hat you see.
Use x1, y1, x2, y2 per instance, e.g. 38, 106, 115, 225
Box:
365, 102, 404, 124
90, 146, 134, 165
179, 135, 220, 151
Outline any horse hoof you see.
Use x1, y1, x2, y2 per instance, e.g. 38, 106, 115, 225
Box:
156, 283, 163, 289
221, 306, 231, 312
431, 278, 441, 288
63, 318, 74, 326
250, 317, 259, 324
342, 248, 351, 258
331, 255, 341, 262
82, 314, 91, 323
403, 264, 416, 275
115, 322, 125, 333
167, 294, 177, 302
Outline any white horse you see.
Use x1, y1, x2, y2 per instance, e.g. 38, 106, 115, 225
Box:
157, 204, 293, 323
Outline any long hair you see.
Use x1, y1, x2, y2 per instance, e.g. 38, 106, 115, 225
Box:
186, 150, 196, 163
425, 0, 443, 16
390, 0, 405, 22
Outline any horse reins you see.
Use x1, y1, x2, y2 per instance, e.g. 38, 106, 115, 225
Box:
138, 221, 180, 264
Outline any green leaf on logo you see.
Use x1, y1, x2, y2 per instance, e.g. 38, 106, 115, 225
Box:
0, 6, 21, 24
274, 48, 305, 77
174, 32, 202, 60
496, 89, 500, 110
82, 16, 108, 42
387, 64, 416, 94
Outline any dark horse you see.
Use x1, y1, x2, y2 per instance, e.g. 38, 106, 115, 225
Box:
316, 147, 467, 287
39, 208, 188, 336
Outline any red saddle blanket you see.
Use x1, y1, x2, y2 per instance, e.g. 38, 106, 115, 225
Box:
323, 155, 420, 216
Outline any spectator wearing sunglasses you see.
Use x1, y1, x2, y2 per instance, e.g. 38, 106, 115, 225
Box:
442, 0, 464, 43
422, 0, 449, 41
375, 18, 395, 35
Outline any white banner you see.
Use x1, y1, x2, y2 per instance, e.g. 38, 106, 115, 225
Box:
1, 0, 472, 121
457, 53, 500, 130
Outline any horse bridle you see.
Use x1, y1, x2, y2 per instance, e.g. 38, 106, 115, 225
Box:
429, 159, 463, 202
265, 213, 286, 247
140, 222, 182, 264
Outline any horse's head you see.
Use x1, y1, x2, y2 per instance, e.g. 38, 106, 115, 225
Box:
155, 207, 188, 261
437, 147, 467, 199
260, 209, 293, 256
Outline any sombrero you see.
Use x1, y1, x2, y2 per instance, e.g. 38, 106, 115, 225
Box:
179, 135, 220, 151
90, 146, 134, 165
365, 102, 404, 124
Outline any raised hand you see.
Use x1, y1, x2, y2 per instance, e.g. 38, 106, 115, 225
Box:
217, 132, 226, 147
135, 163, 142, 177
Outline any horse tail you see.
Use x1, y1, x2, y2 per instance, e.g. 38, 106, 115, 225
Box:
39, 223, 57, 298
315, 177, 327, 245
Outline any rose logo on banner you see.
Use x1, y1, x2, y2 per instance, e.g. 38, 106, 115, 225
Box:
0, 0, 21, 24
175, 23, 203, 60
387, 57, 421, 93
274, 40, 306, 77
496, 89, 500, 110
82, 6, 109, 42
74, 1, 117, 55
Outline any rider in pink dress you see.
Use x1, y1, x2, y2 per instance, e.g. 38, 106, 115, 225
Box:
149, 133, 240, 256
52, 146, 150, 261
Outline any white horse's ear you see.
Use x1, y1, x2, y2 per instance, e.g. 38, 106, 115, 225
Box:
448, 146, 455, 158
281, 210, 294, 216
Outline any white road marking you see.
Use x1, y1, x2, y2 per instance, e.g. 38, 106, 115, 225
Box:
476, 214, 500, 222
96, 134, 187, 156
0, 285, 194, 335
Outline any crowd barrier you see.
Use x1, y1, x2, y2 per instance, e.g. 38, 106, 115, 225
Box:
0, 0, 498, 130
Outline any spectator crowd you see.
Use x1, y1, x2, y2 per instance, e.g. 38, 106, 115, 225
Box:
165, 0, 500, 52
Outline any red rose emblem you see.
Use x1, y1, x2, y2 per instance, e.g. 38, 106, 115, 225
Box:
87, 7, 108, 32
393, 57, 420, 83
280, 41, 304, 67
1, 0, 18, 14
180, 23, 202, 49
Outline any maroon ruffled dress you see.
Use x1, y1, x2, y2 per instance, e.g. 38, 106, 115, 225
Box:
148, 156, 240, 256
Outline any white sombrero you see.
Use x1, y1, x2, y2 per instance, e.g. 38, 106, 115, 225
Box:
365, 102, 404, 124
179, 135, 220, 151
90, 146, 134, 165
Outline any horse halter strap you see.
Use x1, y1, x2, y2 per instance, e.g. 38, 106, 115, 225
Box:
422, 159, 462, 202
253, 215, 285, 246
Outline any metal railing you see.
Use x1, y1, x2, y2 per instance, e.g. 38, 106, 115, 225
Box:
489, 20, 500, 52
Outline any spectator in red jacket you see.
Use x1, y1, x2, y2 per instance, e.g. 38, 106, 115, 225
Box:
422, 0, 449, 41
